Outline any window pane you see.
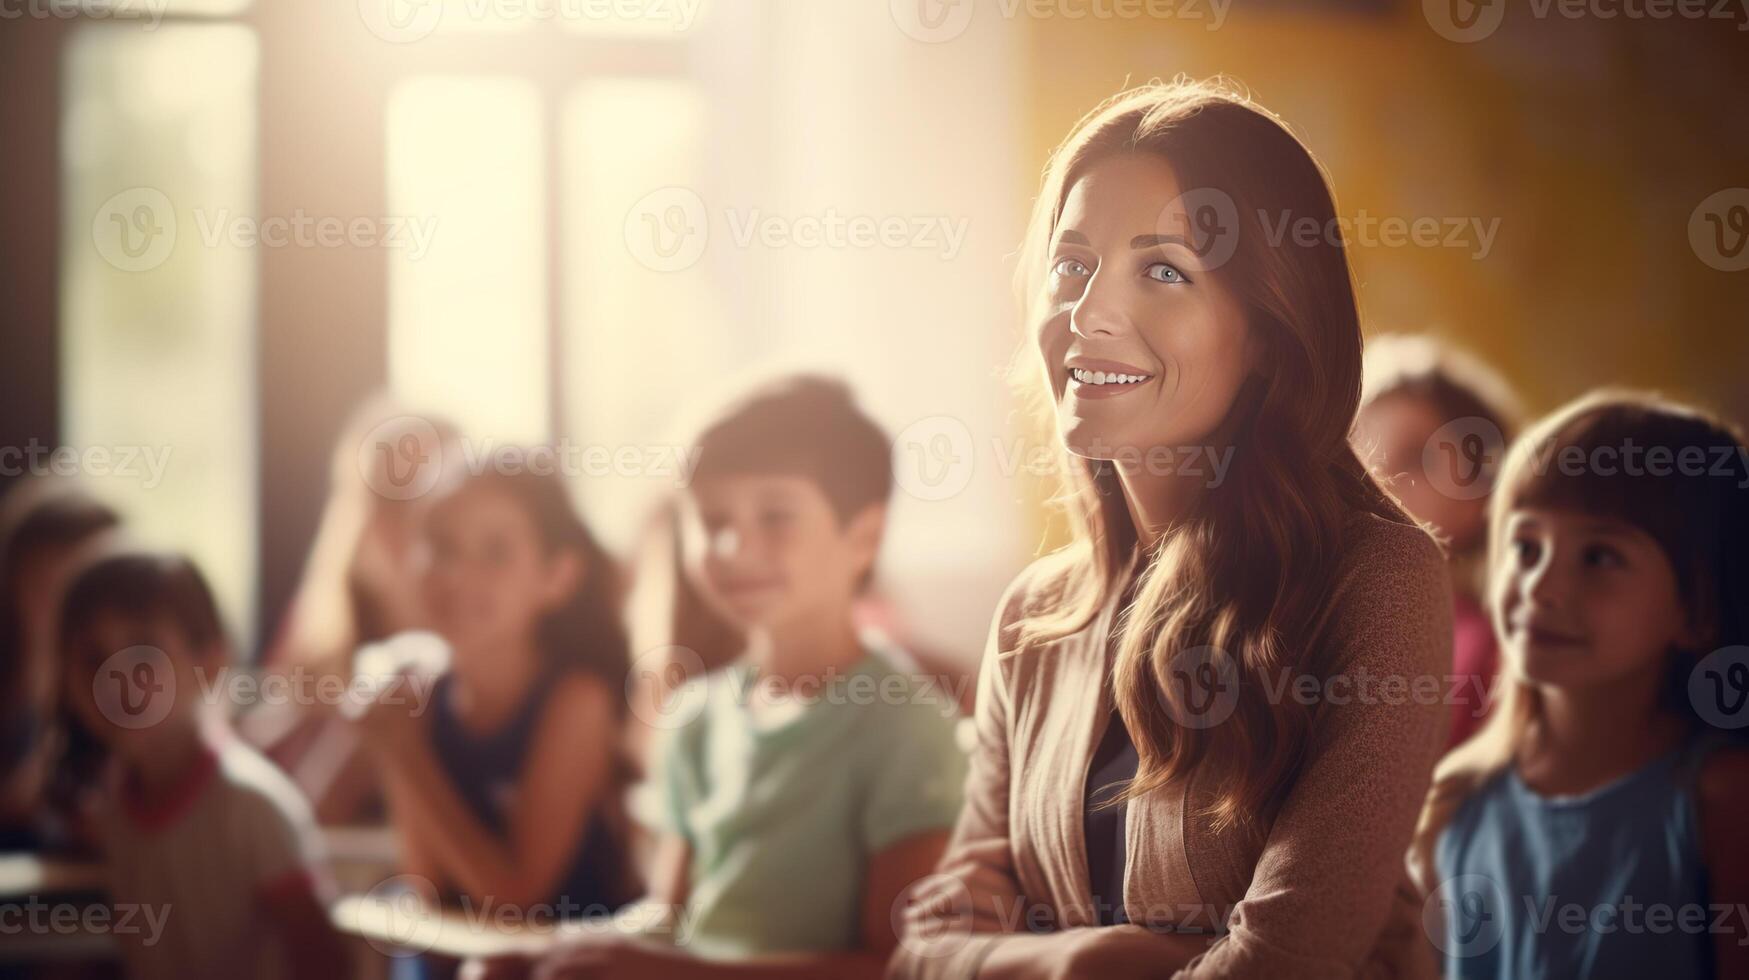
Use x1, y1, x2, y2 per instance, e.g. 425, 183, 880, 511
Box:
387, 77, 548, 444
561, 78, 722, 552
61, 24, 259, 644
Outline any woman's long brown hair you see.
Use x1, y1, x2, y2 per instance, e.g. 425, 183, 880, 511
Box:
1013, 78, 1408, 834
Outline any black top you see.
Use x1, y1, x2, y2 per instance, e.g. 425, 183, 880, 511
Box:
1083, 707, 1140, 926
428, 669, 633, 919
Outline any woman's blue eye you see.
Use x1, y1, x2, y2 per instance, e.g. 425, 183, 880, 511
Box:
1145, 262, 1188, 284
1051, 257, 1091, 278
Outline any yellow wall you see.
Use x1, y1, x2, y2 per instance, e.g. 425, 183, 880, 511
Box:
1019, 8, 1749, 421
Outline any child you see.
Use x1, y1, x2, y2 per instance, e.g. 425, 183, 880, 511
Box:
354, 467, 639, 941
508, 374, 967, 980
1354, 333, 1522, 749
246, 398, 459, 825
1409, 391, 1749, 978
59, 549, 347, 980
0, 485, 120, 848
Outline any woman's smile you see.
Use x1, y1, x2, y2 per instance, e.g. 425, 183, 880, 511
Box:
1065, 355, 1156, 400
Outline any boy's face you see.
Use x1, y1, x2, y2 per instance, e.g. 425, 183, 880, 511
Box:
1492, 507, 1696, 692
680, 474, 883, 634
63, 610, 208, 762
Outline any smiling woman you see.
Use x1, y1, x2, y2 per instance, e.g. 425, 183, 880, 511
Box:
890, 79, 1453, 980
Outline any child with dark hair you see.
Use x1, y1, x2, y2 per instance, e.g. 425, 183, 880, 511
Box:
354, 465, 639, 956
0, 484, 120, 848
59, 550, 347, 980
490, 374, 966, 980
1354, 333, 1523, 749
1411, 392, 1749, 979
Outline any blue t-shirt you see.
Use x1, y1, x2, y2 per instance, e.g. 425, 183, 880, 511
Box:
1434, 736, 1721, 979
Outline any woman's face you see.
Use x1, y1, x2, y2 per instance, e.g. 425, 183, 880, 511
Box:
1037, 152, 1259, 462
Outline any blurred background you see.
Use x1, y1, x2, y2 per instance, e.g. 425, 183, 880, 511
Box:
2, 0, 1746, 672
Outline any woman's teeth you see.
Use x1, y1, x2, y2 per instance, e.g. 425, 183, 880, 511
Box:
1070, 368, 1150, 385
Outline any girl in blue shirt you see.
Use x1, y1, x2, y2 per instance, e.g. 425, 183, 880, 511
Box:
1411, 392, 1749, 979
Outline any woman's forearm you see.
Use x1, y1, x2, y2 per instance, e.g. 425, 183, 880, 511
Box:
969, 927, 1207, 980
664, 951, 889, 980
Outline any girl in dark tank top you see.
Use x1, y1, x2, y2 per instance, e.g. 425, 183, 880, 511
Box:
352, 466, 638, 962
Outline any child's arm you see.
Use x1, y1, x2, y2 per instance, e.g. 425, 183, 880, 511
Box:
628, 827, 691, 933
1699, 745, 1749, 978
535, 829, 950, 980
259, 872, 351, 980
889, 602, 1033, 979
369, 673, 619, 909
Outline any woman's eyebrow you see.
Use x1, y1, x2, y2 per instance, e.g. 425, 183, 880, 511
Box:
1055, 229, 1090, 245
1130, 232, 1193, 249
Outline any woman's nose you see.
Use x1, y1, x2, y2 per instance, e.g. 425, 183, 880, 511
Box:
1068, 270, 1129, 340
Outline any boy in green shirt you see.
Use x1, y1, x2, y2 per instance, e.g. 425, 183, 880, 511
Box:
499, 374, 966, 980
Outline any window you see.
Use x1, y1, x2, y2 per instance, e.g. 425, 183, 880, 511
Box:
61, 22, 260, 643
561, 77, 723, 548
386, 76, 549, 445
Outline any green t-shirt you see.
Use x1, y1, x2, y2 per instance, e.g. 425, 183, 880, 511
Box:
646, 646, 967, 959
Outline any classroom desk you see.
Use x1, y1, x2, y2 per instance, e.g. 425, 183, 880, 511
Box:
0, 853, 104, 899
324, 823, 401, 893
0, 825, 398, 900
331, 893, 562, 960
331, 893, 668, 963
0, 852, 116, 963
0, 829, 396, 967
